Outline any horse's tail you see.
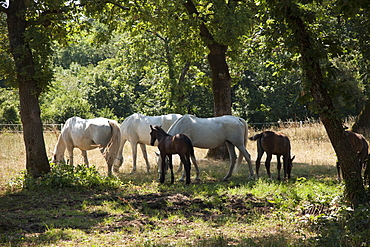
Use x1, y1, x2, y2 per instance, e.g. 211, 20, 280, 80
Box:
249, 133, 263, 141
234, 118, 249, 173
103, 120, 121, 170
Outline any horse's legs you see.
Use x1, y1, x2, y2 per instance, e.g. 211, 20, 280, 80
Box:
130, 142, 138, 173
66, 146, 74, 166
265, 153, 273, 179
277, 155, 282, 180
222, 141, 237, 181
139, 143, 151, 173
159, 152, 167, 183
179, 155, 199, 181
179, 155, 191, 184
113, 139, 126, 173
81, 150, 89, 168
177, 161, 183, 173
255, 150, 263, 179
168, 155, 174, 184
236, 145, 254, 179
191, 154, 200, 181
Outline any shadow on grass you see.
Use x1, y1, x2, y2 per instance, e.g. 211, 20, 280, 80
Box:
0, 159, 366, 246
0, 188, 118, 245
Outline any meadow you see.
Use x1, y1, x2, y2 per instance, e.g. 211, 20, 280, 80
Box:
0, 122, 369, 246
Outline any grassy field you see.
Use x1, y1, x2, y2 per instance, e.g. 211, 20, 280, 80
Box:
0, 123, 369, 246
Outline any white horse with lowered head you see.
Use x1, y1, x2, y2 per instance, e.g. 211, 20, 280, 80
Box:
113, 113, 182, 173
167, 114, 254, 181
51, 116, 121, 176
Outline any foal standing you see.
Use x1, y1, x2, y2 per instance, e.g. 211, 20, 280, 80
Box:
149, 125, 195, 184
249, 131, 295, 180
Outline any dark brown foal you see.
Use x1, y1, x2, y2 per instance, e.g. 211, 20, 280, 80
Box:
249, 131, 295, 180
149, 125, 195, 185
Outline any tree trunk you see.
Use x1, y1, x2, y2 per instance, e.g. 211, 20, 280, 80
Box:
352, 99, 370, 137
284, 3, 365, 206
205, 45, 232, 159
5, 0, 50, 177
183, 0, 232, 159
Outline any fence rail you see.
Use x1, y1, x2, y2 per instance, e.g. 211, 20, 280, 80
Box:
0, 124, 64, 133
0, 120, 320, 133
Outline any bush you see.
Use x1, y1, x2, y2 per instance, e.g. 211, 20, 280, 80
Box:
22, 163, 122, 191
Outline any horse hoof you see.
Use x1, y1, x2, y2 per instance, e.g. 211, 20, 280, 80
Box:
178, 177, 185, 182
222, 177, 229, 182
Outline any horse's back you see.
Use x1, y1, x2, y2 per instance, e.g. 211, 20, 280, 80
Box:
345, 131, 367, 153
121, 113, 181, 145
260, 131, 291, 155
62, 117, 112, 150
168, 115, 246, 148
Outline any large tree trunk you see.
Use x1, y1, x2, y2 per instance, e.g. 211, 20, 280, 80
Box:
5, 0, 50, 177
183, 0, 232, 159
207, 44, 232, 116
284, 3, 365, 206
205, 45, 232, 159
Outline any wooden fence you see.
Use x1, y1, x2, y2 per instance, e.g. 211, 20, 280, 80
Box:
0, 120, 319, 133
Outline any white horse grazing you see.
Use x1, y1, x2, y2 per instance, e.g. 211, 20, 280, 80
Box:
113, 113, 182, 173
167, 114, 254, 181
51, 116, 121, 176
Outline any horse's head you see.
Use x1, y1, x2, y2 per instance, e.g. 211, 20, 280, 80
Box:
149, 125, 161, 146
51, 151, 66, 164
287, 155, 295, 178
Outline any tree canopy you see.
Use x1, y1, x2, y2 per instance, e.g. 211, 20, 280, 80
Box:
1, 0, 370, 204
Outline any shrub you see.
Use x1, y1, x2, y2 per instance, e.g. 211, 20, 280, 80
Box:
22, 163, 122, 191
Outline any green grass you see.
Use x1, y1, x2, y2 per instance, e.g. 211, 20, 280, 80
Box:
1, 126, 369, 246
1, 162, 369, 246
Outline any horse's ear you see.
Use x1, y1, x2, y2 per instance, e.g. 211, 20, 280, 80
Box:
150, 125, 153, 130
155, 152, 159, 157
291, 155, 295, 161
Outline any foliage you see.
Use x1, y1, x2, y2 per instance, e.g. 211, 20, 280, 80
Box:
0, 88, 19, 123
23, 163, 122, 191
249, 0, 367, 118
40, 65, 94, 123
1, 0, 369, 124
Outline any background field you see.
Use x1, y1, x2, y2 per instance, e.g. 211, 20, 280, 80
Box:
0, 122, 337, 185
2, 122, 358, 247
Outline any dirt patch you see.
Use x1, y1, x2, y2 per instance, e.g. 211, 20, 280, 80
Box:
118, 192, 274, 221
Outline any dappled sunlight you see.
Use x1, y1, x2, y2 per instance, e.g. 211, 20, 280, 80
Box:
0, 124, 366, 246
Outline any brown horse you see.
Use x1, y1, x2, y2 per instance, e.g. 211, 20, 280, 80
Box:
249, 131, 295, 180
337, 131, 369, 182
149, 125, 196, 185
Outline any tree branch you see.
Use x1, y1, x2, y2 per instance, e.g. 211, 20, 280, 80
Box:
105, 1, 130, 11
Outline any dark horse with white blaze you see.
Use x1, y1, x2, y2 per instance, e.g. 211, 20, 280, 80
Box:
337, 130, 369, 183
149, 125, 196, 185
249, 131, 295, 180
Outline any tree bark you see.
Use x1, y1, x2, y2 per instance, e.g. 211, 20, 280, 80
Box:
5, 0, 50, 177
284, 3, 365, 206
183, 0, 232, 159
183, 1, 232, 117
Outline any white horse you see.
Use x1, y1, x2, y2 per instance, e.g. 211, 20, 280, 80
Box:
167, 114, 254, 181
51, 116, 121, 176
113, 113, 182, 173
